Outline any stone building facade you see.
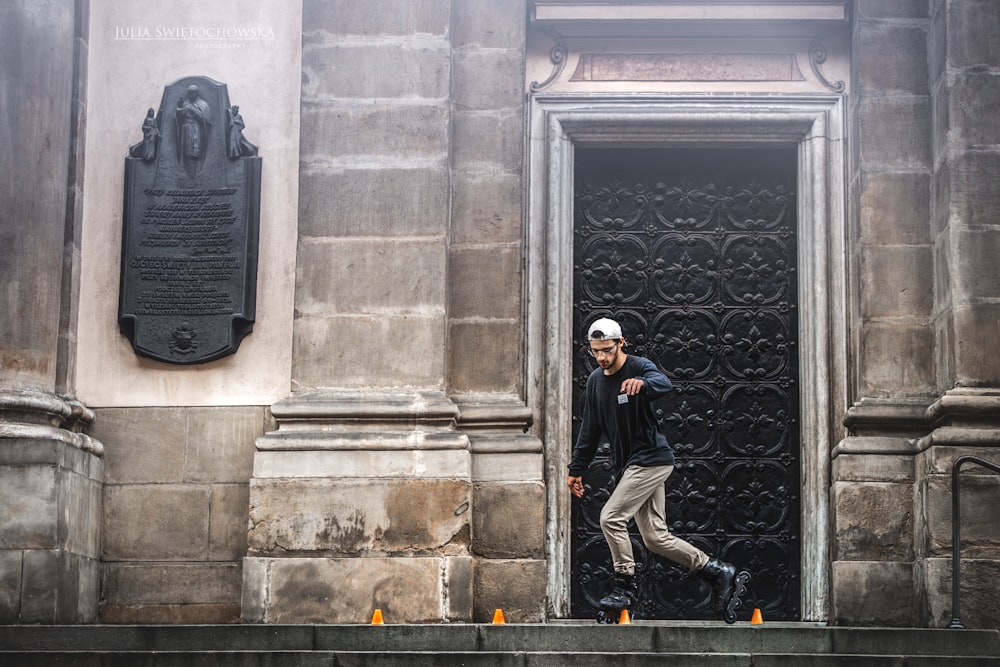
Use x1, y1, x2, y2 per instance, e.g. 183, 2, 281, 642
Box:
2, 0, 999, 628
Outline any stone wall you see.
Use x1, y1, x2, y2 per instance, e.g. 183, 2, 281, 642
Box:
4, 0, 1000, 629
834, 0, 933, 627
244, 0, 542, 624
836, 0, 1000, 629
89, 407, 263, 623
0, 0, 106, 624
916, 0, 1000, 630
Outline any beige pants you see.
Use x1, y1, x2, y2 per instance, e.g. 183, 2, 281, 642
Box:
599, 464, 709, 575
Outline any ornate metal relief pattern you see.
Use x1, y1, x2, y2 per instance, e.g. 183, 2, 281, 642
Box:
570, 149, 801, 621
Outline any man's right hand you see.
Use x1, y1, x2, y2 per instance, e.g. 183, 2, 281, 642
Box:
567, 475, 584, 498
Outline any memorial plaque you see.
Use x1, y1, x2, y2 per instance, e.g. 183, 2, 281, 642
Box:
119, 76, 261, 364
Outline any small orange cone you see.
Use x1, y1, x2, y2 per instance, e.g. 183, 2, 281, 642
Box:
371, 608, 384, 624
492, 608, 506, 624
750, 608, 763, 625
618, 609, 631, 624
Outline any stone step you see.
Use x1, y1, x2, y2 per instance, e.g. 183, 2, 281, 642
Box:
0, 624, 997, 666
0, 651, 998, 667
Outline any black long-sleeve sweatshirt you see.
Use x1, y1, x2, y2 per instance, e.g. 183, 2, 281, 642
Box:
568, 354, 674, 477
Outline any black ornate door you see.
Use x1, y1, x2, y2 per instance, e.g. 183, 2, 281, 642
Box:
570, 148, 801, 621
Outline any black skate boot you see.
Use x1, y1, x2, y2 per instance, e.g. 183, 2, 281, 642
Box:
596, 571, 638, 624
700, 557, 751, 624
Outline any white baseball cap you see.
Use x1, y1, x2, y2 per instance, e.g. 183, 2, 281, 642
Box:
587, 318, 623, 341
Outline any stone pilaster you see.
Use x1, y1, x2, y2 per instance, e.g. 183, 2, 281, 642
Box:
914, 389, 1000, 629
0, 390, 104, 623
457, 395, 547, 623
243, 391, 472, 623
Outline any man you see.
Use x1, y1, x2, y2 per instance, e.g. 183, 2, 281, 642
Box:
567, 317, 748, 622
176, 84, 211, 162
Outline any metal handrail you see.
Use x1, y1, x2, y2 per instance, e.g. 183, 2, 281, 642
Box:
949, 455, 1000, 629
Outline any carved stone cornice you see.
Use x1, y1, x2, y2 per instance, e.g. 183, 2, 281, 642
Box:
840, 388, 1000, 455
530, 1, 851, 37
453, 394, 534, 433
0, 388, 103, 455
257, 389, 468, 451
843, 398, 932, 434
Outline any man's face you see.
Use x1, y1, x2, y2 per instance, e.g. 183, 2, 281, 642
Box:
588, 338, 622, 372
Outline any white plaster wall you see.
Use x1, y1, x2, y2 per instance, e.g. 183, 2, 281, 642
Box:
77, 0, 301, 406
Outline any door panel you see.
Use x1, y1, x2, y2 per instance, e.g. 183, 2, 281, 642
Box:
571, 148, 801, 621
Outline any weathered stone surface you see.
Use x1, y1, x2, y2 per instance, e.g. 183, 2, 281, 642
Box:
921, 472, 1000, 558
947, 70, 1000, 147
857, 0, 928, 20
452, 110, 523, 171
831, 560, 915, 626
186, 410, 260, 483
920, 557, 1000, 629
303, 41, 450, 99
832, 452, 914, 483
240, 557, 268, 623
303, 0, 449, 37
447, 320, 521, 394
292, 314, 445, 388
953, 303, 1000, 386
857, 23, 928, 96
210, 484, 250, 560
452, 49, 525, 111
90, 408, 186, 483
300, 102, 449, 163
473, 483, 546, 559
448, 245, 521, 319
0, 466, 57, 549
860, 172, 931, 246
453, 0, 526, 49
919, 444, 1000, 475
103, 485, 211, 560
248, 478, 470, 555
833, 481, 913, 561
64, 464, 102, 558
297, 239, 447, 314
860, 245, 933, 318
472, 452, 544, 483
0, 551, 22, 622
253, 449, 469, 480
858, 96, 932, 169
101, 603, 241, 625
473, 559, 546, 623
0, 0, 74, 391
952, 227, 1000, 302
446, 556, 474, 621
860, 322, 936, 396
297, 167, 449, 238
450, 171, 523, 245
944, 0, 1000, 68
92, 407, 261, 485
103, 562, 241, 605
948, 152, 1000, 229
264, 557, 446, 623
20, 550, 98, 624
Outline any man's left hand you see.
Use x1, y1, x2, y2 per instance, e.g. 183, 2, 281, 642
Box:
620, 378, 644, 395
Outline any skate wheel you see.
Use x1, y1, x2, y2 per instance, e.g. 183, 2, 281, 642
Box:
724, 570, 752, 624
596, 610, 616, 624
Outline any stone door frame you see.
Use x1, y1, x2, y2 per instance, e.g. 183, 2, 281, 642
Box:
525, 94, 847, 622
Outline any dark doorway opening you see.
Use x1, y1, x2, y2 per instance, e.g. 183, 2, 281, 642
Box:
570, 147, 801, 621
